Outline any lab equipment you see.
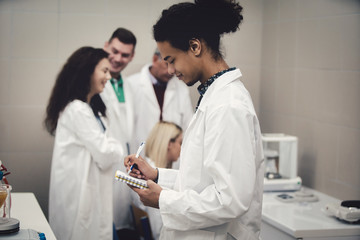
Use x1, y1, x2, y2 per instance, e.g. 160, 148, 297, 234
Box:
0, 162, 48, 239
0, 162, 20, 235
262, 133, 302, 191
0, 229, 46, 240
276, 193, 295, 203
0, 184, 12, 221
0, 162, 10, 185
324, 200, 360, 223
12, 193, 55, 239
261, 187, 360, 240
275, 189, 319, 203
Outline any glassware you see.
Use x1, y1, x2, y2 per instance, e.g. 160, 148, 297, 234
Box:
0, 184, 12, 223
0, 186, 7, 208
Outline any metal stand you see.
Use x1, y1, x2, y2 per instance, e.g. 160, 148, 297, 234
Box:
0, 218, 20, 234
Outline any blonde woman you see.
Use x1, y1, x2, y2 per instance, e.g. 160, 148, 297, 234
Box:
145, 121, 183, 169
133, 121, 182, 240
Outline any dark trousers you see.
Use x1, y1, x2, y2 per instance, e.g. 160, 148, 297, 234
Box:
114, 226, 139, 240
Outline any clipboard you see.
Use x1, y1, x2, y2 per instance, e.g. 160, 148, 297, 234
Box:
115, 170, 148, 189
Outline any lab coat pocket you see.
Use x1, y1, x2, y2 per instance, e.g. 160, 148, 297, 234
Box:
182, 141, 203, 189
77, 182, 95, 229
228, 221, 258, 240
172, 229, 215, 240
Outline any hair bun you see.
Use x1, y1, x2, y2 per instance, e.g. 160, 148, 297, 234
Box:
195, 0, 243, 35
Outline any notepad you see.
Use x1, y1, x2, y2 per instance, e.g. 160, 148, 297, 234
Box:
115, 170, 148, 189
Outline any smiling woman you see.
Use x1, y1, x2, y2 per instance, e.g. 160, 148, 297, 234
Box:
43, 47, 124, 240
44, 47, 110, 135
88, 58, 111, 102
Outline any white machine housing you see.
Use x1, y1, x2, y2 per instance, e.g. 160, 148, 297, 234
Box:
262, 133, 301, 191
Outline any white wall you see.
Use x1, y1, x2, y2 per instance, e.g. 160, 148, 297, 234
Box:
259, 0, 360, 200
2, 0, 358, 225
0, 0, 263, 218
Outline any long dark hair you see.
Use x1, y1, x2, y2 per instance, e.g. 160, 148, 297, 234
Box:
44, 46, 108, 135
153, 0, 243, 60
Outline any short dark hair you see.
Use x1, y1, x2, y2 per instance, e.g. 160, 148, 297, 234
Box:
109, 27, 137, 48
153, 0, 243, 60
44, 47, 108, 135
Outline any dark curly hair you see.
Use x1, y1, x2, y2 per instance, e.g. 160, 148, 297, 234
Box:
44, 47, 108, 135
153, 0, 243, 60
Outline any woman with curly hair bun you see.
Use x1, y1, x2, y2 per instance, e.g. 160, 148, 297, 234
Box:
126, 1, 264, 239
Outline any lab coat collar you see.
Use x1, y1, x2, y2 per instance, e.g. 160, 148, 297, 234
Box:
187, 68, 242, 133
102, 77, 134, 141
197, 67, 237, 96
196, 68, 242, 112
140, 64, 159, 108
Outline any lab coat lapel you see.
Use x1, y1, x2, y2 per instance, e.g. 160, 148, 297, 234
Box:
181, 100, 201, 154
197, 69, 242, 112
104, 81, 122, 121
141, 66, 159, 108
183, 69, 242, 147
163, 77, 176, 110
123, 78, 134, 148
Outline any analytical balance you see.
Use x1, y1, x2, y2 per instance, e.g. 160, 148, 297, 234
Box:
262, 133, 302, 191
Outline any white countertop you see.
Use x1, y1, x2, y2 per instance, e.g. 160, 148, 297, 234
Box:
262, 187, 360, 238
11, 192, 56, 240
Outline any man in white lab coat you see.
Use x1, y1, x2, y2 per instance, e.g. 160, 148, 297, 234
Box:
100, 28, 138, 239
127, 49, 194, 165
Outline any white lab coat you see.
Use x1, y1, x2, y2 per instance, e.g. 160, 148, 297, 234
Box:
131, 158, 162, 240
100, 79, 135, 230
127, 64, 194, 153
49, 100, 123, 240
157, 69, 264, 240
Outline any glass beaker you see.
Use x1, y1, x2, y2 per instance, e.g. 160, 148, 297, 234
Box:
0, 184, 12, 223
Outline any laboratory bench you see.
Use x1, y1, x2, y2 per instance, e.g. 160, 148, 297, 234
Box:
261, 187, 360, 240
7, 190, 360, 240
10, 192, 56, 240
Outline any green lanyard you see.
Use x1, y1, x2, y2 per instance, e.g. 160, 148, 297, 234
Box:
110, 76, 125, 103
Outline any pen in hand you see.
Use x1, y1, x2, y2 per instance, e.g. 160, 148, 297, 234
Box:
128, 141, 145, 174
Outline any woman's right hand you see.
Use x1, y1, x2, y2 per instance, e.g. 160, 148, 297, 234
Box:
124, 154, 158, 181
